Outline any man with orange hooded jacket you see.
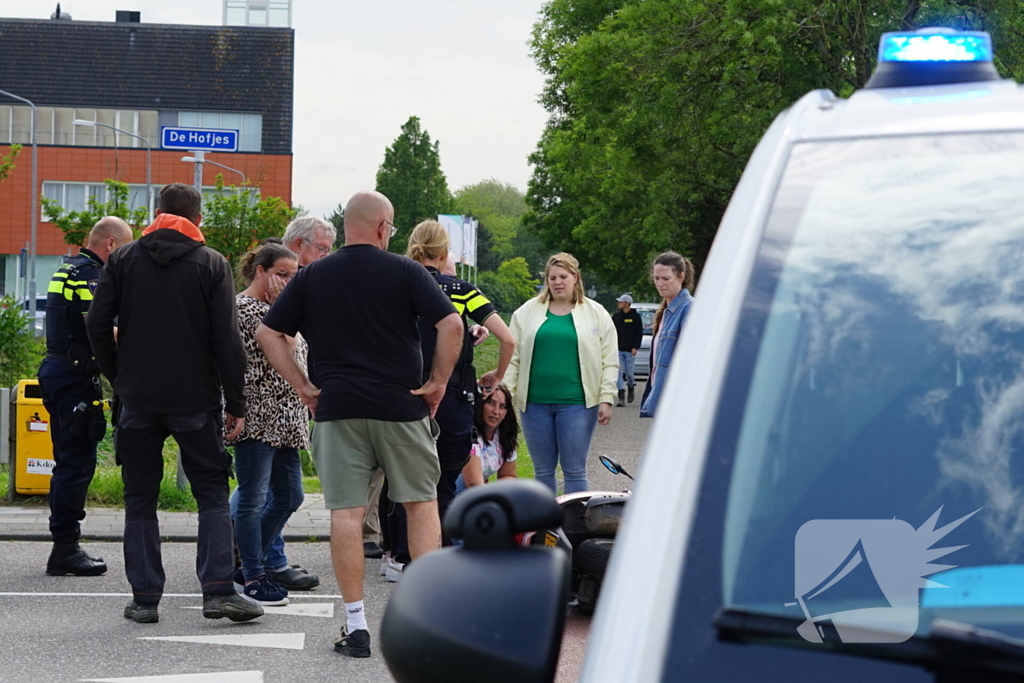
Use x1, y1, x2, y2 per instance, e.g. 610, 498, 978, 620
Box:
87, 183, 262, 625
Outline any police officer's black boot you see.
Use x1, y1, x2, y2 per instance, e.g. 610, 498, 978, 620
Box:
46, 542, 107, 576
627, 385, 635, 403
616, 389, 626, 407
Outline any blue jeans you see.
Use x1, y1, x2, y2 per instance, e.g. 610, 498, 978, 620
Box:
520, 403, 598, 494
232, 440, 304, 581
229, 491, 290, 572
617, 351, 636, 391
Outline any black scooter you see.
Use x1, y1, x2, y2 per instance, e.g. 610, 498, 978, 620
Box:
518, 455, 634, 616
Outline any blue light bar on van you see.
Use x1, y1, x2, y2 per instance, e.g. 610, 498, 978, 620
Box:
878, 30, 992, 63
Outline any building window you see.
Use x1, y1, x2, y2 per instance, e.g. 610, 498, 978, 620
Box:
42, 181, 153, 221
177, 112, 262, 152
224, 0, 246, 25
0, 105, 157, 147
224, 0, 290, 27
42, 181, 256, 224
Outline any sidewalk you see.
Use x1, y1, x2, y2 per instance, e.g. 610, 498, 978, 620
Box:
0, 493, 330, 542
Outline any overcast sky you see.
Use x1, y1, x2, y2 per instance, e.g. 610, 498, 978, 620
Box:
5, 0, 550, 219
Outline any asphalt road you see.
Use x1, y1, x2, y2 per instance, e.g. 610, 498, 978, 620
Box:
0, 541, 394, 683
586, 378, 652, 492
0, 389, 650, 683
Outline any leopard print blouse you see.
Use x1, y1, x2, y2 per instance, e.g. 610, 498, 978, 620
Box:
233, 294, 310, 450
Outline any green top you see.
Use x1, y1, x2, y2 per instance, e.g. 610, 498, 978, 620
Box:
527, 310, 586, 405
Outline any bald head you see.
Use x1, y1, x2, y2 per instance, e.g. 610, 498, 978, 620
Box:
343, 191, 394, 248
87, 216, 134, 262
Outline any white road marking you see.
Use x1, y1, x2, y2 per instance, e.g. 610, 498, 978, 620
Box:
139, 633, 305, 650
0, 592, 347, 599
181, 603, 335, 617
82, 672, 263, 683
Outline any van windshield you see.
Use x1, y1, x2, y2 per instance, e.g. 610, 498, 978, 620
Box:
718, 131, 1024, 639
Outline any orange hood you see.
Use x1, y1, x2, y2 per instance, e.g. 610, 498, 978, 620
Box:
142, 213, 205, 242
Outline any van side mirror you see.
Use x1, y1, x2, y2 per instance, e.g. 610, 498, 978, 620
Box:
381, 480, 569, 683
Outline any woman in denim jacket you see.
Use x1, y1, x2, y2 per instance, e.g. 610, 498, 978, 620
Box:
640, 252, 695, 418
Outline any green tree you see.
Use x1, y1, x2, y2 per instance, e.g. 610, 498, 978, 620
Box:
376, 116, 455, 255
0, 144, 22, 182
526, 0, 1024, 294
454, 180, 549, 277
201, 175, 298, 275
0, 296, 44, 388
477, 257, 541, 316
42, 179, 149, 246
325, 203, 345, 248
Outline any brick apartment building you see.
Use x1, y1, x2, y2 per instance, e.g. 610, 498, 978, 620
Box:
0, 2, 294, 301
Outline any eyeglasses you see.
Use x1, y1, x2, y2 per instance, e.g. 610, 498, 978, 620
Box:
299, 238, 332, 256
381, 219, 398, 238
269, 270, 294, 281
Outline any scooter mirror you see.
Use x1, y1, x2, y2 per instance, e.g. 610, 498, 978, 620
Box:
600, 454, 633, 479
381, 480, 569, 683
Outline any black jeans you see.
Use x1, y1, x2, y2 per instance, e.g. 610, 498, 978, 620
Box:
117, 406, 235, 605
38, 357, 101, 546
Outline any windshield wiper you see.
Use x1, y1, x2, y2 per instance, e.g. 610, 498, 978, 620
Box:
714, 607, 1024, 677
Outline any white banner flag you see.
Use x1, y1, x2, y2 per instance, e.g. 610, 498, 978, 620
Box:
438, 215, 464, 263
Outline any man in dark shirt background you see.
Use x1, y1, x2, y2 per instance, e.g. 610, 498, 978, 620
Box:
612, 294, 644, 406
257, 190, 462, 658
87, 183, 261, 625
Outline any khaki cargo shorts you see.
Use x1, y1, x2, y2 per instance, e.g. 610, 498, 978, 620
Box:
310, 417, 440, 509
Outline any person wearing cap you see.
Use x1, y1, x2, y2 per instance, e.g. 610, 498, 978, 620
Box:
612, 294, 644, 406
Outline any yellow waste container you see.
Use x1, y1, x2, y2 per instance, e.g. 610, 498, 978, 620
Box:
13, 379, 54, 495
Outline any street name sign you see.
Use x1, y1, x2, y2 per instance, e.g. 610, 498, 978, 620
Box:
161, 127, 239, 152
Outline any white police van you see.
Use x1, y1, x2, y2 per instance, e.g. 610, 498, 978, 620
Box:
382, 28, 1024, 683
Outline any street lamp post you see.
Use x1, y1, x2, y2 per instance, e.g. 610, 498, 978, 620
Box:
181, 155, 246, 184
73, 119, 152, 219
0, 90, 38, 333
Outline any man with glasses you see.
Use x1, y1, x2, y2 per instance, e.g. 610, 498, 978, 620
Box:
257, 190, 462, 658
283, 216, 336, 265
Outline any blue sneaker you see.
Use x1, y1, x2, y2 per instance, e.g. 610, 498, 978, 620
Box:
241, 575, 289, 606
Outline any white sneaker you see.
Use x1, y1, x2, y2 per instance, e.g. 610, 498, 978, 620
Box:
385, 557, 404, 583
379, 552, 389, 577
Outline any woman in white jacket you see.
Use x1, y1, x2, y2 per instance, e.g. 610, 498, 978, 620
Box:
504, 253, 618, 493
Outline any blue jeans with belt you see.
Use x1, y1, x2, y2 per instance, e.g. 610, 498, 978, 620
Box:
232, 439, 304, 582
520, 403, 598, 494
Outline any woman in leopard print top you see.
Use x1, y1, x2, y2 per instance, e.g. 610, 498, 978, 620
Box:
230, 242, 309, 601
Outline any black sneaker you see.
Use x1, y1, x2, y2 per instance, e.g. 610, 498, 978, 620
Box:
268, 565, 320, 591
123, 600, 159, 624
241, 575, 289, 606
203, 593, 264, 622
363, 542, 384, 559
334, 626, 371, 658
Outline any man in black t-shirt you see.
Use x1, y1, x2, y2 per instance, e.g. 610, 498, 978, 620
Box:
257, 190, 462, 658
612, 294, 645, 405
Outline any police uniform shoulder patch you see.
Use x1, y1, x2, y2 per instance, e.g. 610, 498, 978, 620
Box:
88, 279, 100, 294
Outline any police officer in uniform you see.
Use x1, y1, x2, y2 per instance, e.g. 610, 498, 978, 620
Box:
397, 221, 515, 545
39, 217, 133, 576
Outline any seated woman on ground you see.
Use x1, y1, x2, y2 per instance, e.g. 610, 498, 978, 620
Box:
457, 383, 519, 493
